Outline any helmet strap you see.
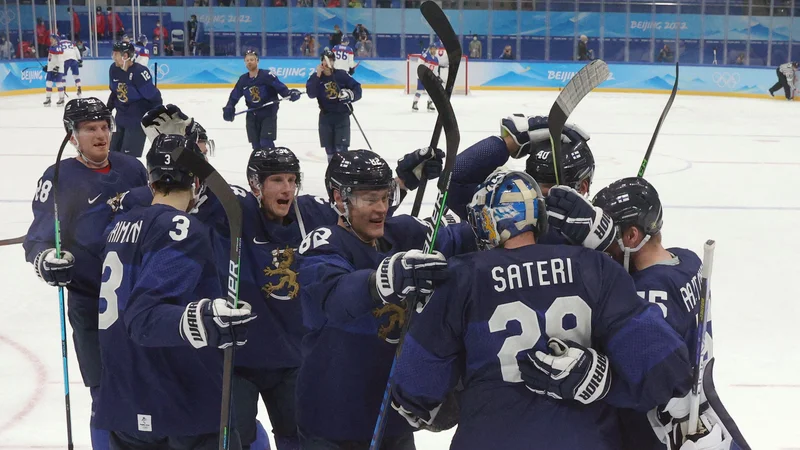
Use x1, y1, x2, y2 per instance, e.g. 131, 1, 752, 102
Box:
619, 232, 651, 272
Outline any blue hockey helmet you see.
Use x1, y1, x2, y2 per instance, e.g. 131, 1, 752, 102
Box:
467, 170, 547, 249
137, 34, 148, 46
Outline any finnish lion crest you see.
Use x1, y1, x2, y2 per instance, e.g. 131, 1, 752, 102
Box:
324, 81, 339, 100
262, 247, 299, 300
373, 300, 407, 344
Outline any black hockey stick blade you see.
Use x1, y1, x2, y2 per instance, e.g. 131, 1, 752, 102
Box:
170, 146, 243, 450
0, 235, 26, 246
702, 358, 752, 450
419, 64, 459, 196
369, 64, 460, 450
411, 0, 462, 217
638, 62, 678, 177
548, 59, 609, 185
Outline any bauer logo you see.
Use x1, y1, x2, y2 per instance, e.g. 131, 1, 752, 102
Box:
21, 68, 44, 83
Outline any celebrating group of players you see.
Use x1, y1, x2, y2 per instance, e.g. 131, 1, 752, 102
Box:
23, 44, 746, 450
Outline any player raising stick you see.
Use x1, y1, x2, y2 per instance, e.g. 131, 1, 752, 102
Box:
306, 49, 363, 162
223, 50, 302, 150
95, 134, 256, 450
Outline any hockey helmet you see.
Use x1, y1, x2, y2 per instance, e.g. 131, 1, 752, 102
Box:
146, 134, 204, 188
467, 170, 547, 249
63, 97, 115, 133
325, 149, 397, 206
112, 41, 136, 59
247, 147, 302, 188
592, 177, 663, 237
525, 136, 595, 191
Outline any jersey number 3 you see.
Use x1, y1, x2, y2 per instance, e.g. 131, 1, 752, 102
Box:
489, 296, 592, 383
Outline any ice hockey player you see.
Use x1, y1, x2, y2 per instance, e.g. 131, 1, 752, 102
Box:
58, 35, 82, 97
296, 149, 472, 449
306, 49, 363, 162
95, 134, 255, 450
134, 35, 150, 67
390, 170, 693, 450
23, 97, 149, 450
223, 50, 302, 150
107, 41, 162, 157
332, 37, 356, 75
412, 43, 439, 112
444, 114, 608, 248
43, 35, 65, 106
768, 61, 799, 100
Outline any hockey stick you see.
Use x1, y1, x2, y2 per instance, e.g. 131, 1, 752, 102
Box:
154, 62, 158, 88
548, 59, 609, 185
0, 235, 26, 246
52, 131, 75, 450
234, 93, 303, 116
688, 239, 715, 434
347, 103, 372, 151
369, 64, 460, 450
702, 358, 752, 450
638, 62, 679, 177
410, 0, 462, 217
171, 147, 243, 450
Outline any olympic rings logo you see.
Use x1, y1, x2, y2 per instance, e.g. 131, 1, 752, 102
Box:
150, 63, 169, 80
0, 10, 16, 25
712, 72, 740, 88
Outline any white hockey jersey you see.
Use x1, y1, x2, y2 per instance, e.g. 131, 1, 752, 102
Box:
779, 62, 796, 81
46, 42, 63, 72
332, 44, 355, 72
417, 49, 439, 73
58, 39, 80, 62
134, 44, 150, 67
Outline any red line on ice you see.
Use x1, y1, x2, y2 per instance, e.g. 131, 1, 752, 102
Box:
0, 334, 48, 434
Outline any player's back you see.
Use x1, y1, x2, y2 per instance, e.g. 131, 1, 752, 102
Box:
332, 44, 354, 71
95, 203, 224, 436
447, 245, 624, 449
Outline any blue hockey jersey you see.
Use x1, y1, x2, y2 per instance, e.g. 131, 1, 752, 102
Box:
194, 185, 339, 369
306, 69, 362, 114
620, 246, 705, 450
108, 62, 162, 128
225, 69, 291, 118
24, 154, 149, 299
94, 204, 224, 436
391, 244, 693, 450
296, 216, 475, 441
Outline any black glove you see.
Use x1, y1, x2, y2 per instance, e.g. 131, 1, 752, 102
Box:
42, 66, 47, 73
223, 106, 235, 122
78, 60, 83, 68
396, 147, 445, 191
106, 92, 116, 112
521, 338, 611, 405
179, 299, 256, 349
288, 89, 302, 102
34, 248, 75, 287
49, 65, 60, 75
546, 186, 615, 251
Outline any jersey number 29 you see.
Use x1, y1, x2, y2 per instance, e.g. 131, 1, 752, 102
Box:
489, 296, 592, 383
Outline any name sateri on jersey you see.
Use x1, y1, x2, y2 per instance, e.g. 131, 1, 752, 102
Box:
492, 258, 574, 292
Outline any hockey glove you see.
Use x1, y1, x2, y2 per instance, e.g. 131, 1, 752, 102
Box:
287, 89, 302, 102
501, 115, 591, 159
521, 338, 611, 405
49, 65, 60, 75
546, 186, 615, 252
42, 66, 47, 73
34, 248, 75, 287
374, 250, 448, 306
180, 298, 256, 349
141, 104, 195, 142
222, 106, 235, 122
648, 383, 732, 450
396, 147, 445, 191
78, 60, 83, 68
338, 88, 355, 103
392, 390, 458, 432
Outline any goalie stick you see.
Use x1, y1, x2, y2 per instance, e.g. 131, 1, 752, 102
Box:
410, 0, 462, 217
688, 239, 715, 435
638, 62, 679, 177
369, 64, 460, 450
702, 358, 752, 450
52, 131, 75, 450
171, 147, 243, 450
548, 60, 609, 185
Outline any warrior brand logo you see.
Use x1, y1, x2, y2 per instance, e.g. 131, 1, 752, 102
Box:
593, 213, 611, 240
578, 353, 608, 403
227, 260, 239, 299
187, 304, 203, 341
378, 260, 392, 291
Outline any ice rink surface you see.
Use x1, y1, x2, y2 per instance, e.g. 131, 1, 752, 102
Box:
0, 87, 798, 449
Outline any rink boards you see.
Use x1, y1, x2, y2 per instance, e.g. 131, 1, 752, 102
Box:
0, 57, 785, 99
